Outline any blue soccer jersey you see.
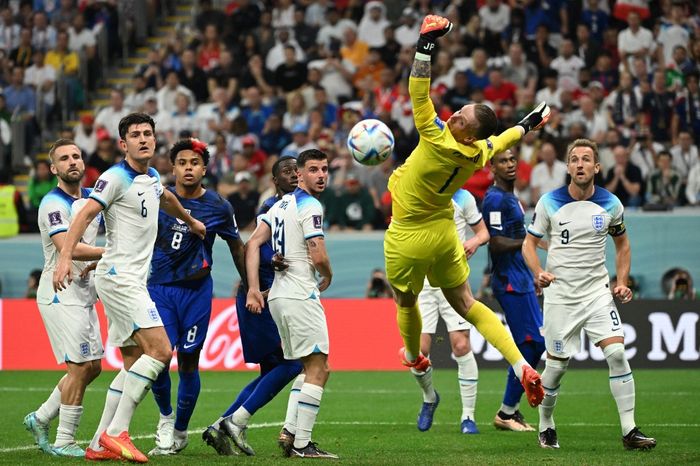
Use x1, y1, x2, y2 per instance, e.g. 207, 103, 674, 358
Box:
482, 185, 535, 294
149, 188, 240, 285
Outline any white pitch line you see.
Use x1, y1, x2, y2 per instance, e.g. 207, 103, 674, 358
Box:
2, 420, 699, 454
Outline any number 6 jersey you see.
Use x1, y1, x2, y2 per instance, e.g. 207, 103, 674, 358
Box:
527, 186, 625, 305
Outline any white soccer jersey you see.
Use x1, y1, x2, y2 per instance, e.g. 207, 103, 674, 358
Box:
36, 187, 101, 306
89, 160, 163, 283
422, 189, 481, 292
262, 187, 325, 301
527, 186, 625, 305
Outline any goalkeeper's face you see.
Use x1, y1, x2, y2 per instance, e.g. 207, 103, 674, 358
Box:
447, 104, 478, 144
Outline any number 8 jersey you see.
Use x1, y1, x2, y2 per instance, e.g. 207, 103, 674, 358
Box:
261, 187, 325, 301
89, 160, 163, 282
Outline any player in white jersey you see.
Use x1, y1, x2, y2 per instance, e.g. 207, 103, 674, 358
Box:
24, 140, 105, 457
245, 149, 338, 459
53, 113, 206, 463
411, 188, 489, 434
522, 138, 656, 451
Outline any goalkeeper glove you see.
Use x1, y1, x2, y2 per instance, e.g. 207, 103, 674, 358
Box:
517, 101, 551, 133
416, 15, 453, 56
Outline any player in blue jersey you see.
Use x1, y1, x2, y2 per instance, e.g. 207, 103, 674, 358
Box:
146, 138, 247, 456
481, 149, 545, 433
202, 156, 304, 457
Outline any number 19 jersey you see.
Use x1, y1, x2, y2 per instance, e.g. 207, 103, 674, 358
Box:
261, 187, 325, 301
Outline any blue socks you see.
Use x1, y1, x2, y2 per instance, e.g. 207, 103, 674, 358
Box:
152, 367, 173, 417
175, 370, 201, 431
503, 340, 545, 408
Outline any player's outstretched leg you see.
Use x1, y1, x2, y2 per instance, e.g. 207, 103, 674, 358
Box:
495, 341, 542, 431
24, 376, 64, 455
538, 357, 568, 448
603, 343, 656, 450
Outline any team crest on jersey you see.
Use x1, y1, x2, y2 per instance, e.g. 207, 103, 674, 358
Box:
94, 179, 108, 193
48, 211, 62, 226
79, 342, 90, 357
175, 209, 192, 225
592, 214, 605, 232
433, 117, 445, 130
313, 215, 322, 229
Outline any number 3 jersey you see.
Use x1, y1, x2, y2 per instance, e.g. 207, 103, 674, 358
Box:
89, 160, 163, 283
527, 186, 625, 305
261, 187, 325, 301
149, 187, 239, 285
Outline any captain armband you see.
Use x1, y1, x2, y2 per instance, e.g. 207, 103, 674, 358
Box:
608, 222, 626, 237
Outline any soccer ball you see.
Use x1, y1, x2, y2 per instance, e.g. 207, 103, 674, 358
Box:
346, 119, 395, 166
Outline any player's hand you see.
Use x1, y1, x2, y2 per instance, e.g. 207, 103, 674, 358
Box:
246, 288, 264, 314
417, 15, 453, 55
535, 282, 543, 296
318, 275, 332, 292
537, 271, 556, 288
614, 285, 633, 303
53, 256, 73, 292
188, 219, 206, 239
517, 102, 551, 133
80, 262, 98, 280
271, 253, 288, 271
462, 239, 480, 259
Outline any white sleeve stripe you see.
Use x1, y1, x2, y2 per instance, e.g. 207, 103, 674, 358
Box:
261, 217, 271, 227
468, 214, 483, 226
304, 233, 325, 240
526, 226, 544, 238
88, 194, 107, 208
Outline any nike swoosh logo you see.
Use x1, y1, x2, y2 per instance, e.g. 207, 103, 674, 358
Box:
491, 225, 503, 231
611, 327, 621, 332
182, 342, 197, 349
457, 321, 467, 325
137, 191, 145, 196
558, 221, 571, 225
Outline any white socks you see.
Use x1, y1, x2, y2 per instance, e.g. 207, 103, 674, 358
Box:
107, 356, 165, 436
293, 383, 323, 449
538, 358, 568, 432
35, 380, 63, 425
283, 374, 305, 434
456, 352, 478, 421
232, 407, 252, 427
604, 343, 636, 435
54, 404, 83, 447
89, 369, 127, 450
411, 365, 437, 403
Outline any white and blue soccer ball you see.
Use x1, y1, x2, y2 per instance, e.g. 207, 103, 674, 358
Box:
346, 119, 395, 166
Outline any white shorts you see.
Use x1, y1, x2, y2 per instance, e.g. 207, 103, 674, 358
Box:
95, 273, 163, 347
418, 285, 471, 334
268, 296, 329, 360
37, 301, 104, 365
543, 293, 624, 358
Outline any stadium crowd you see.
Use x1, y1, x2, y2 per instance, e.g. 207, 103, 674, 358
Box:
1, 0, 700, 236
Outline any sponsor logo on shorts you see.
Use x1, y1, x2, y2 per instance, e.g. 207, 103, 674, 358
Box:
94, 179, 108, 193
79, 342, 90, 357
592, 214, 605, 232
553, 339, 564, 353
313, 215, 322, 229
48, 211, 62, 226
147, 307, 160, 322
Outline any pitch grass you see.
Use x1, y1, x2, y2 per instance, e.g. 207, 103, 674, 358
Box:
0, 369, 698, 465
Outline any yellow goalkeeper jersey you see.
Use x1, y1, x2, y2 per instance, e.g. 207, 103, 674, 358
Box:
389, 76, 522, 224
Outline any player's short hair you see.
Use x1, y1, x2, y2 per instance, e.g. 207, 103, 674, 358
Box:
297, 149, 327, 168
169, 138, 210, 166
48, 138, 78, 161
118, 112, 156, 140
473, 104, 498, 140
567, 138, 599, 163
272, 156, 297, 177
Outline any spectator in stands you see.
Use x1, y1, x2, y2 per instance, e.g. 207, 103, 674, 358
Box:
292, 6, 318, 55
590, 52, 618, 93
45, 30, 82, 112
197, 86, 239, 144
530, 24, 556, 69
582, 0, 609, 44
27, 159, 56, 214
465, 48, 490, 91
275, 45, 308, 94
502, 42, 538, 94
575, 23, 603, 70
676, 73, 700, 141
443, 70, 471, 113
0, 7, 20, 51
642, 70, 676, 144
238, 86, 272, 138
317, 6, 355, 51
565, 95, 608, 144
479, 0, 510, 51
227, 171, 259, 230
161, 92, 197, 146
282, 91, 308, 131
31, 11, 56, 52
95, 88, 129, 140
10, 27, 34, 68
207, 47, 239, 102
535, 67, 561, 108
52, 0, 79, 29
340, 24, 368, 68
629, 126, 664, 179
228, 0, 261, 44
197, 24, 222, 73
366, 268, 393, 298
5, 66, 36, 116
240, 135, 267, 179
25, 269, 42, 299
157, 70, 195, 114
352, 47, 384, 96
0, 169, 25, 237
357, 1, 389, 48
84, 128, 117, 188
271, 0, 295, 28
605, 144, 643, 207
395, 8, 420, 48
646, 150, 681, 207
530, 142, 567, 204
124, 74, 152, 111
656, 2, 691, 68
484, 68, 517, 117
685, 160, 700, 206
23, 49, 55, 117
239, 53, 275, 97
304, 0, 328, 28
68, 13, 96, 60
178, 48, 209, 103
670, 130, 699, 186
550, 38, 585, 91
313, 85, 338, 129
260, 112, 291, 156
195, 0, 226, 35
265, 27, 304, 72
604, 70, 641, 142
328, 173, 375, 231
73, 113, 97, 156
664, 268, 696, 300
281, 123, 317, 158
617, 11, 655, 74
206, 131, 233, 186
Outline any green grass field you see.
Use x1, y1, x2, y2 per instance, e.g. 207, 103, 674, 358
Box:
0, 369, 698, 465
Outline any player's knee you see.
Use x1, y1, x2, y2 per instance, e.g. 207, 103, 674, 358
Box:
177, 352, 200, 374
88, 360, 102, 381
452, 340, 470, 356
603, 342, 630, 375
149, 346, 173, 365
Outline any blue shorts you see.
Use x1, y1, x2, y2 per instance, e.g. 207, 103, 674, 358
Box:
493, 290, 544, 345
148, 275, 213, 353
235, 285, 284, 364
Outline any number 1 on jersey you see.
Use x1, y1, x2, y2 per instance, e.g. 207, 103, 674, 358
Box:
438, 167, 460, 193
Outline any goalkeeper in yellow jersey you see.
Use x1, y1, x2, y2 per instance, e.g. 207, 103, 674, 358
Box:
385, 15, 551, 410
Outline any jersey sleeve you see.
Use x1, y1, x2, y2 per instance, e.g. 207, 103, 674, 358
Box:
217, 199, 240, 241
461, 190, 482, 225
607, 196, 626, 237
409, 76, 444, 141
481, 192, 507, 237
527, 195, 550, 238
147, 168, 164, 197
300, 199, 325, 240
88, 169, 126, 209
472, 127, 523, 168
38, 196, 72, 237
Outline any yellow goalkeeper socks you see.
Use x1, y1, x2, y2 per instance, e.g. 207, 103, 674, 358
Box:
396, 304, 423, 361
466, 301, 523, 367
